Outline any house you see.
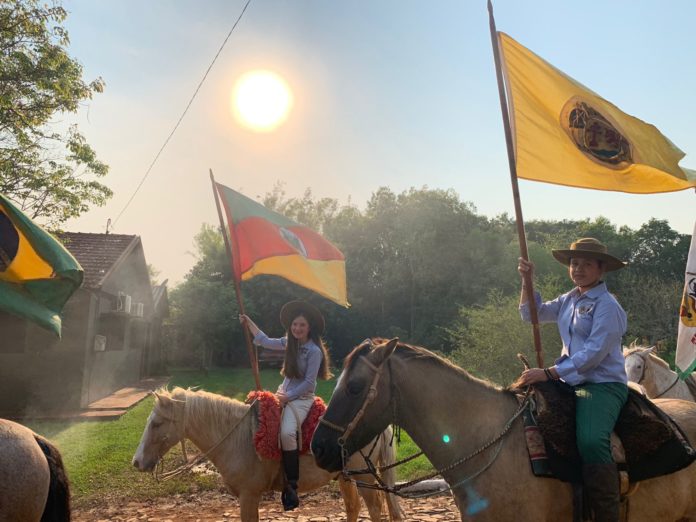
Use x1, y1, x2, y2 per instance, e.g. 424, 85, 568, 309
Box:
0, 232, 168, 417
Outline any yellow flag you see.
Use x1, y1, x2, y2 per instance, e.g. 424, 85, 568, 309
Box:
498, 32, 696, 194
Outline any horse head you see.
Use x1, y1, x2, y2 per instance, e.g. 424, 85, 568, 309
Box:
132, 388, 187, 471
311, 337, 398, 472
624, 345, 656, 385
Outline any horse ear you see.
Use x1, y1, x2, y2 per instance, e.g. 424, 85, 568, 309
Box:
373, 337, 398, 364
647, 346, 656, 354
629, 339, 638, 348
154, 392, 173, 409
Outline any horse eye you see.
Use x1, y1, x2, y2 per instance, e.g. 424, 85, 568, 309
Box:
152, 421, 163, 428
347, 380, 365, 396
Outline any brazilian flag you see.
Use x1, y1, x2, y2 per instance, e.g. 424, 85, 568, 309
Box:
0, 194, 83, 336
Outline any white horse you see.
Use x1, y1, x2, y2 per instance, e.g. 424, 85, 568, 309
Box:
624, 346, 696, 401
132, 387, 403, 522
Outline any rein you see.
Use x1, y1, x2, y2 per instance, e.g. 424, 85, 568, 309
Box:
320, 352, 530, 498
633, 351, 681, 399
154, 396, 257, 481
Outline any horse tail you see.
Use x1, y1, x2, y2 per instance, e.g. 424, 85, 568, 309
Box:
378, 426, 404, 521
34, 434, 71, 522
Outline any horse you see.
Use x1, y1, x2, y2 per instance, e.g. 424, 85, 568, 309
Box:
0, 418, 71, 522
132, 387, 403, 522
624, 345, 696, 401
312, 338, 696, 521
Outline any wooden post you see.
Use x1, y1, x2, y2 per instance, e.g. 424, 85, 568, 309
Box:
487, 1, 544, 368
210, 169, 262, 390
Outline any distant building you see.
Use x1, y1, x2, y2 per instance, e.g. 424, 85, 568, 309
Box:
0, 232, 168, 417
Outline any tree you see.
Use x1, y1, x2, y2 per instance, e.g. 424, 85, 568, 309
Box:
0, 0, 110, 225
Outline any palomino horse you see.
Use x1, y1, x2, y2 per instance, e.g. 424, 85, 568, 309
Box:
624, 345, 696, 401
0, 418, 71, 522
312, 338, 696, 521
132, 387, 403, 522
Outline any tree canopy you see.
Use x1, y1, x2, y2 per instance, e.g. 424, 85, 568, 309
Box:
0, 0, 110, 225
167, 185, 691, 385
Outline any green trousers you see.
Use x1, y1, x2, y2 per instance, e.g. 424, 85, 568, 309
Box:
575, 382, 628, 464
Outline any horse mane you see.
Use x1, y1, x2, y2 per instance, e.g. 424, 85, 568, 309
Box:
345, 338, 504, 392
156, 386, 252, 439
623, 346, 671, 370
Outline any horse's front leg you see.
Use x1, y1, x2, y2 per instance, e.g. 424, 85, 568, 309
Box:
357, 484, 384, 521
238, 491, 261, 522
338, 477, 362, 522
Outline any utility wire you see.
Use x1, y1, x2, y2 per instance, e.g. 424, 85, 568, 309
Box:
112, 0, 253, 227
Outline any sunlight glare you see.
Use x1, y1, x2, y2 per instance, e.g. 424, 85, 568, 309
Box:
231, 70, 293, 132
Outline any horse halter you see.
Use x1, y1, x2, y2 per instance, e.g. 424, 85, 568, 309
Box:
319, 354, 385, 446
631, 349, 680, 399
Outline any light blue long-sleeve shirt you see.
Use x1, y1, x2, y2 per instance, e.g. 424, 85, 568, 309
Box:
520, 282, 627, 386
253, 331, 323, 400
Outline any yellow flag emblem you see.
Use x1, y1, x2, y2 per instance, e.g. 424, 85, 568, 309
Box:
0, 206, 53, 283
498, 32, 696, 194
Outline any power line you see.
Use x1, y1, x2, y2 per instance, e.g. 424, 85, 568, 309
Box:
112, 0, 253, 227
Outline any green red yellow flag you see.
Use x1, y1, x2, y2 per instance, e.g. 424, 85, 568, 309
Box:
215, 183, 348, 307
676, 221, 696, 377
498, 32, 696, 194
0, 193, 83, 336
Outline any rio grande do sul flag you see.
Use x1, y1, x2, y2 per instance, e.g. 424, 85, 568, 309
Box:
498, 32, 696, 194
0, 193, 83, 336
215, 183, 348, 307
676, 222, 696, 377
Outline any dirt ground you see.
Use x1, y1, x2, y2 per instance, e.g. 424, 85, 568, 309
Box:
73, 488, 460, 521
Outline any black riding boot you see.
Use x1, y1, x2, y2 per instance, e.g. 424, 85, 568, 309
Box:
281, 450, 300, 511
582, 463, 620, 522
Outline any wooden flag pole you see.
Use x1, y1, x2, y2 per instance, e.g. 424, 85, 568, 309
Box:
487, 0, 544, 368
210, 169, 262, 390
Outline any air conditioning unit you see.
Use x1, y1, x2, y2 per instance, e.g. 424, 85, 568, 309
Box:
94, 335, 106, 352
135, 303, 144, 317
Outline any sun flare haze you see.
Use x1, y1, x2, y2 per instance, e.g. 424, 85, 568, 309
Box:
231, 70, 293, 132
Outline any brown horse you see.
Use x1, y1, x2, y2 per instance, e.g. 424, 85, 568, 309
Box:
132, 387, 403, 522
312, 338, 696, 521
0, 418, 71, 522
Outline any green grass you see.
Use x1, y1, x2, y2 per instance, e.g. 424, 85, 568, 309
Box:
25, 367, 434, 506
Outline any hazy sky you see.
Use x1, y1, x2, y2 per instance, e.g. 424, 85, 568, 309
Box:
61, 0, 696, 285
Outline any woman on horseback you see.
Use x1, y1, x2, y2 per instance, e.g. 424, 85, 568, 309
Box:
239, 300, 332, 511
516, 238, 628, 522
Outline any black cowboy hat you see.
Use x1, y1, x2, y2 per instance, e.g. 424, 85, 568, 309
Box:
280, 300, 325, 335
552, 237, 627, 272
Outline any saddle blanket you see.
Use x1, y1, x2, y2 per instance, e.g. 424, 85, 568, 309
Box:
520, 381, 696, 483
246, 390, 326, 461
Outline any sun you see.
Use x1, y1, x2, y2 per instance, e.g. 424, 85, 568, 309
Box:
231, 70, 293, 132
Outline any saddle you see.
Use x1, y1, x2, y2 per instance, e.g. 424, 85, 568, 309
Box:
521, 380, 696, 484
246, 390, 326, 461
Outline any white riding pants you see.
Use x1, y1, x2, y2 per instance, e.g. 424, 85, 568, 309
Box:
280, 396, 315, 451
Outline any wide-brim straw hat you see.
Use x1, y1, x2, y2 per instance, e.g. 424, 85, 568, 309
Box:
552, 238, 627, 272
280, 300, 325, 335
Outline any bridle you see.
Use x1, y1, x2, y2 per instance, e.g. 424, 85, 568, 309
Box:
151, 393, 255, 481
630, 350, 680, 399
318, 343, 530, 498
319, 354, 385, 446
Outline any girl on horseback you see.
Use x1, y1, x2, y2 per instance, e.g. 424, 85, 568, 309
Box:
239, 300, 332, 511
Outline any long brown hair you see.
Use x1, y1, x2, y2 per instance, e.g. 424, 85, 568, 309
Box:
282, 314, 333, 380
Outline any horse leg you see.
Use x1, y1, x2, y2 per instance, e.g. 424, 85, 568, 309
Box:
338, 477, 362, 522
238, 492, 261, 522
356, 484, 384, 522
385, 490, 405, 522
